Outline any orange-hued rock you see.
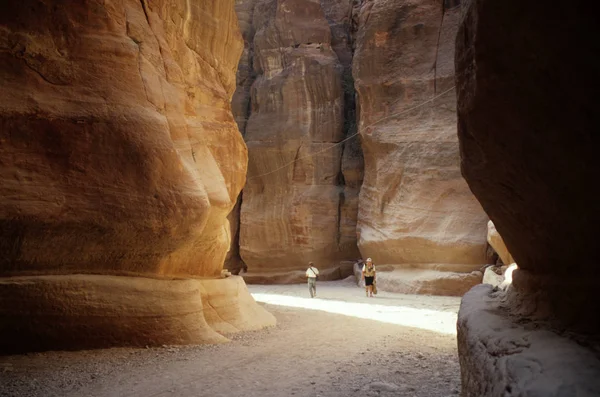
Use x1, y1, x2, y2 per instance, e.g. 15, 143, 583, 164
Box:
0, 0, 274, 351
0, 275, 275, 353
0, 0, 244, 277
353, 1, 488, 272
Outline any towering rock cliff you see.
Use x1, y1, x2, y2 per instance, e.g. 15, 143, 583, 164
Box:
237, 0, 362, 276
232, 0, 489, 293
0, 0, 274, 353
353, 0, 488, 271
455, 0, 600, 394
340, 0, 487, 295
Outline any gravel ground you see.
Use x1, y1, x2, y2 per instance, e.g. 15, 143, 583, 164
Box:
0, 280, 462, 397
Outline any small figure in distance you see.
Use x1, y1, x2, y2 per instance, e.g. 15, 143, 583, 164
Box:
362, 257, 376, 297
305, 262, 319, 298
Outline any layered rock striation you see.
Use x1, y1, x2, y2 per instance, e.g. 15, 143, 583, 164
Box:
352, 0, 488, 289
0, 0, 274, 352
238, 0, 363, 274
232, 0, 489, 294
455, 0, 600, 394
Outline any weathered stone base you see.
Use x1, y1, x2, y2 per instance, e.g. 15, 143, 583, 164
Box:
0, 275, 275, 354
373, 266, 483, 297
458, 284, 600, 396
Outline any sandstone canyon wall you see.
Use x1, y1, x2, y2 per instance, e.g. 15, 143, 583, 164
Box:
237, 0, 363, 277
231, 0, 489, 293
351, 0, 488, 293
0, 0, 274, 353
455, 0, 600, 395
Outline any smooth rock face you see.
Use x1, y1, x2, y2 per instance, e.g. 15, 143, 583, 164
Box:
239, 0, 361, 271
486, 221, 513, 265
353, 1, 488, 269
0, 275, 275, 354
0, 0, 274, 351
0, 0, 244, 277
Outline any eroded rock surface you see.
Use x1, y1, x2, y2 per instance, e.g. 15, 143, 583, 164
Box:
0, 275, 274, 353
235, 1, 487, 293
352, 1, 488, 277
458, 286, 600, 396
239, 0, 362, 272
0, 0, 274, 352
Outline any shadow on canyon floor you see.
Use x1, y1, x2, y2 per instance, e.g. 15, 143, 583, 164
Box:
0, 280, 461, 397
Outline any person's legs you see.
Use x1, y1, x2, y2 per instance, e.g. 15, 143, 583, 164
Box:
365, 277, 373, 297
308, 278, 316, 298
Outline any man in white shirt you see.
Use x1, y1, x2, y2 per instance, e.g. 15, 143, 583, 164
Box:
305, 262, 320, 298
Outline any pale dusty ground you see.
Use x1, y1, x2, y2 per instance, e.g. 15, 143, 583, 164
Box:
0, 279, 462, 397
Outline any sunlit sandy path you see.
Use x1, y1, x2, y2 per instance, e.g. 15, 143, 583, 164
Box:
250, 279, 461, 335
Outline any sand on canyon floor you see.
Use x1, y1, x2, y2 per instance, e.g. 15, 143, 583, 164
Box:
0, 278, 462, 397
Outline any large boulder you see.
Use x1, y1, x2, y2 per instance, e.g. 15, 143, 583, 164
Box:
0, 0, 274, 352
456, 0, 598, 281
455, 0, 600, 394
352, 0, 488, 282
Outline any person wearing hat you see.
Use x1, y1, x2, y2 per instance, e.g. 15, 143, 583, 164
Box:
305, 262, 320, 298
361, 258, 376, 297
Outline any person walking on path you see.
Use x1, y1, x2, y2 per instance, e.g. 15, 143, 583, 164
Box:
362, 258, 376, 297
306, 262, 319, 298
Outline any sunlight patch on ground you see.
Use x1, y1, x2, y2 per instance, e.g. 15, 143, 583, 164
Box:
252, 293, 457, 335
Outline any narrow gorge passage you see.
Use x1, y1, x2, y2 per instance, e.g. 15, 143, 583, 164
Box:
1, 281, 461, 397
2, 0, 600, 395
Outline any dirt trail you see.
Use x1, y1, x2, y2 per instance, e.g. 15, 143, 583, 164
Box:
0, 279, 462, 397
